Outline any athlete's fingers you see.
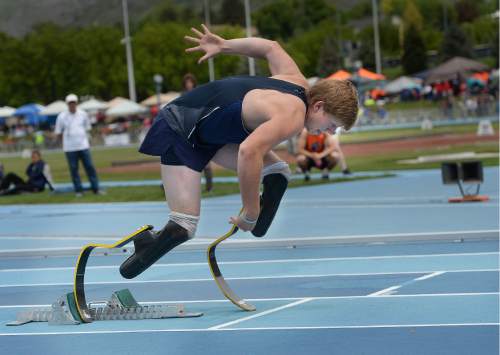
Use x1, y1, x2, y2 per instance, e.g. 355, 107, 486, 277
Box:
191, 27, 204, 38
198, 53, 210, 64
201, 24, 210, 34
185, 46, 201, 53
184, 35, 200, 44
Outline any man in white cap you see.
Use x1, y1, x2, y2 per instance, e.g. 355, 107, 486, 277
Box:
55, 94, 102, 197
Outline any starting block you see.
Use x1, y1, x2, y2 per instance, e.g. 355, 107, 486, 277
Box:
7, 226, 203, 326
441, 161, 489, 203
7, 289, 200, 326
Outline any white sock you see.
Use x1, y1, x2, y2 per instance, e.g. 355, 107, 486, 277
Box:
169, 211, 199, 239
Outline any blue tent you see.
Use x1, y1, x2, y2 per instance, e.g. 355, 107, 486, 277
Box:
13, 104, 48, 126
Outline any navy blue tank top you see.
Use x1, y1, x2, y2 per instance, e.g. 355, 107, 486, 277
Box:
160, 75, 308, 147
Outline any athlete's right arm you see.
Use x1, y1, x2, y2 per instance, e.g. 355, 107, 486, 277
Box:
185, 24, 302, 77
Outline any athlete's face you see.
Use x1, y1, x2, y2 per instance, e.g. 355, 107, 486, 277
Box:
305, 101, 341, 135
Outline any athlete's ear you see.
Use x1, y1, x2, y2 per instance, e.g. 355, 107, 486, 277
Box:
312, 101, 324, 113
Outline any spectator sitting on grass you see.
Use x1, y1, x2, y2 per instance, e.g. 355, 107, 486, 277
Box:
296, 128, 350, 181
0, 150, 51, 196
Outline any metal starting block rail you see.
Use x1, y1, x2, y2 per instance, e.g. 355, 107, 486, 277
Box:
8, 289, 202, 326
8, 225, 203, 326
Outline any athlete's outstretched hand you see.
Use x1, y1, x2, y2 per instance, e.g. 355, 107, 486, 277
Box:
185, 24, 225, 64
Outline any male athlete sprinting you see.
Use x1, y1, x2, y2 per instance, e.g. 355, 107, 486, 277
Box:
120, 25, 358, 279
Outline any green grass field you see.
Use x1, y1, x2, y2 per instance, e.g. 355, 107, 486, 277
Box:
0, 174, 393, 205
0, 122, 497, 204
342, 122, 499, 143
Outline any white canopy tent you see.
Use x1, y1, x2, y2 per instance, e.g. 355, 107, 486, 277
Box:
107, 97, 129, 108
79, 98, 108, 112
40, 100, 67, 116
106, 99, 148, 117
384, 76, 423, 94
0, 106, 15, 118
140, 92, 180, 107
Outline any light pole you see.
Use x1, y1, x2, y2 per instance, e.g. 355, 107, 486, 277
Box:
442, 1, 448, 32
372, 0, 382, 74
203, 0, 215, 82
244, 0, 256, 75
121, 0, 137, 102
153, 74, 163, 109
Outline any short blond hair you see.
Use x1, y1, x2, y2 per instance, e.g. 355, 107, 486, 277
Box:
308, 79, 359, 130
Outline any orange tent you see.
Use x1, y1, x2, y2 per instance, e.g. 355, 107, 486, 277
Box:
357, 68, 386, 81
472, 71, 489, 84
327, 70, 352, 80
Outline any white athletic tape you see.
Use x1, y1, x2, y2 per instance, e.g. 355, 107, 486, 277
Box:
169, 211, 199, 238
261, 161, 291, 181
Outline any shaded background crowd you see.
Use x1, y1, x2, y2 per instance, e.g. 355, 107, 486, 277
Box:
0, 0, 498, 153
0, 0, 497, 200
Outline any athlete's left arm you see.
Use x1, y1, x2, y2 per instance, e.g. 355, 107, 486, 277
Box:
231, 110, 303, 231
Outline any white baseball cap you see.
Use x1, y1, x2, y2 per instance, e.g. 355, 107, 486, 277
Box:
65, 94, 78, 103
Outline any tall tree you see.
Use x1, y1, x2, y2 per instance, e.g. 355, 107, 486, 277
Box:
316, 36, 341, 77
358, 41, 376, 71
401, 24, 427, 74
218, 0, 245, 25
286, 20, 339, 77
441, 23, 473, 60
254, 0, 296, 40
254, 0, 334, 40
455, 0, 480, 23
403, 0, 423, 32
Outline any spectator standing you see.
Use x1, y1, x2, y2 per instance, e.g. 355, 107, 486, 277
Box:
55, 94, 102, 197
296, 128, 350, 181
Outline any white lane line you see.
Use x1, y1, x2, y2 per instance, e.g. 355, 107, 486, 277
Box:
0, 236, 118, 241
368, 271, 448, 297
282, 204, 498, 209
0, 269, 497, 288
1, 252, 497, 273
0, 229, 496, 246
368, 286, 401, 296
209, 298, 313, 330
230, 323, 500, 330
414, 271, 446, 281
0, 323, 497, 337
1, 292, 498, 309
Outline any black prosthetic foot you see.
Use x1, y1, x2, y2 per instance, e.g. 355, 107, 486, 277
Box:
252, 173, 288, 237
120, 221, 190, 279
